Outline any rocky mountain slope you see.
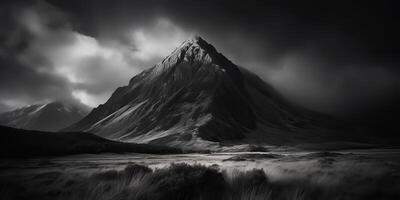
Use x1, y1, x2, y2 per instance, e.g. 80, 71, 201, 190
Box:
65, 36, 351, 148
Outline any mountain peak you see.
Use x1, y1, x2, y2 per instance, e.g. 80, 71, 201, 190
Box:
184, 35, 203, 43
179, 35, 215, 54
154, 35, 236, 75
192, 35, 203, 41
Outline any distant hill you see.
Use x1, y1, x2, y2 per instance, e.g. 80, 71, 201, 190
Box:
0, 101, 90, 132
0, 126, 182, 158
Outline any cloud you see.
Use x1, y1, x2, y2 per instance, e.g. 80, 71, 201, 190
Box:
71, 89, 110, 107
0, 1, 192, 109
130, 18, 193, 61
12, 2, 140, 106
0, 55, 72, 110
267, 51, 400, 114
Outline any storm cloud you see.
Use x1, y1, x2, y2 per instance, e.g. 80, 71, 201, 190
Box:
0, 0, 192, 110
1, 0, 399, 119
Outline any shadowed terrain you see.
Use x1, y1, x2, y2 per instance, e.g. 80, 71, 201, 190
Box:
0, 126, 182, 158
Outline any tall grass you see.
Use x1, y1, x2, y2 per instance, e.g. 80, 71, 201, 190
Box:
0, 163, 399, 200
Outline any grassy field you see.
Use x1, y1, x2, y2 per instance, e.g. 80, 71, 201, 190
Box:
1, 158, 399, 200
1, 126, 399, 200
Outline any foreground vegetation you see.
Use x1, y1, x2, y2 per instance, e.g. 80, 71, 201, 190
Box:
1, 162, 398, 200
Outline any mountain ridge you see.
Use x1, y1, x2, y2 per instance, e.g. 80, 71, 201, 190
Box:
65, 36, 352, 148
0, 101, 90, 132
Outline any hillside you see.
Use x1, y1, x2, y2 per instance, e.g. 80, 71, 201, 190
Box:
0, 126, 182, 158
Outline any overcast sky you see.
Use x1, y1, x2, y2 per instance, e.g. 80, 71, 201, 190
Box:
0, 0, 399, 117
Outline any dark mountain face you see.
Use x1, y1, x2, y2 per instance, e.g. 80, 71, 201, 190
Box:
66, 36, 351, 148
0, 101, 90, 132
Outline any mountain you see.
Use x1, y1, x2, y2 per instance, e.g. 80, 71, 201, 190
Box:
0, 101, 90, 132
65, 36, 353, 148
0, 125, 182, 158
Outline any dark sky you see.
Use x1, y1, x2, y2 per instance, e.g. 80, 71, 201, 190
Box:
0, 0, 399, 119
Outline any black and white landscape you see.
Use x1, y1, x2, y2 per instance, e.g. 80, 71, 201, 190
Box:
0, 1, 399, 200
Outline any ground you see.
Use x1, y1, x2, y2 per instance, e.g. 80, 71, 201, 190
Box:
1, 148, 400, 200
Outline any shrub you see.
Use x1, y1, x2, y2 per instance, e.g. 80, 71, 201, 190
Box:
131, 163, 226, 200
225, 169, 270, 199
124, 164, 153, 182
